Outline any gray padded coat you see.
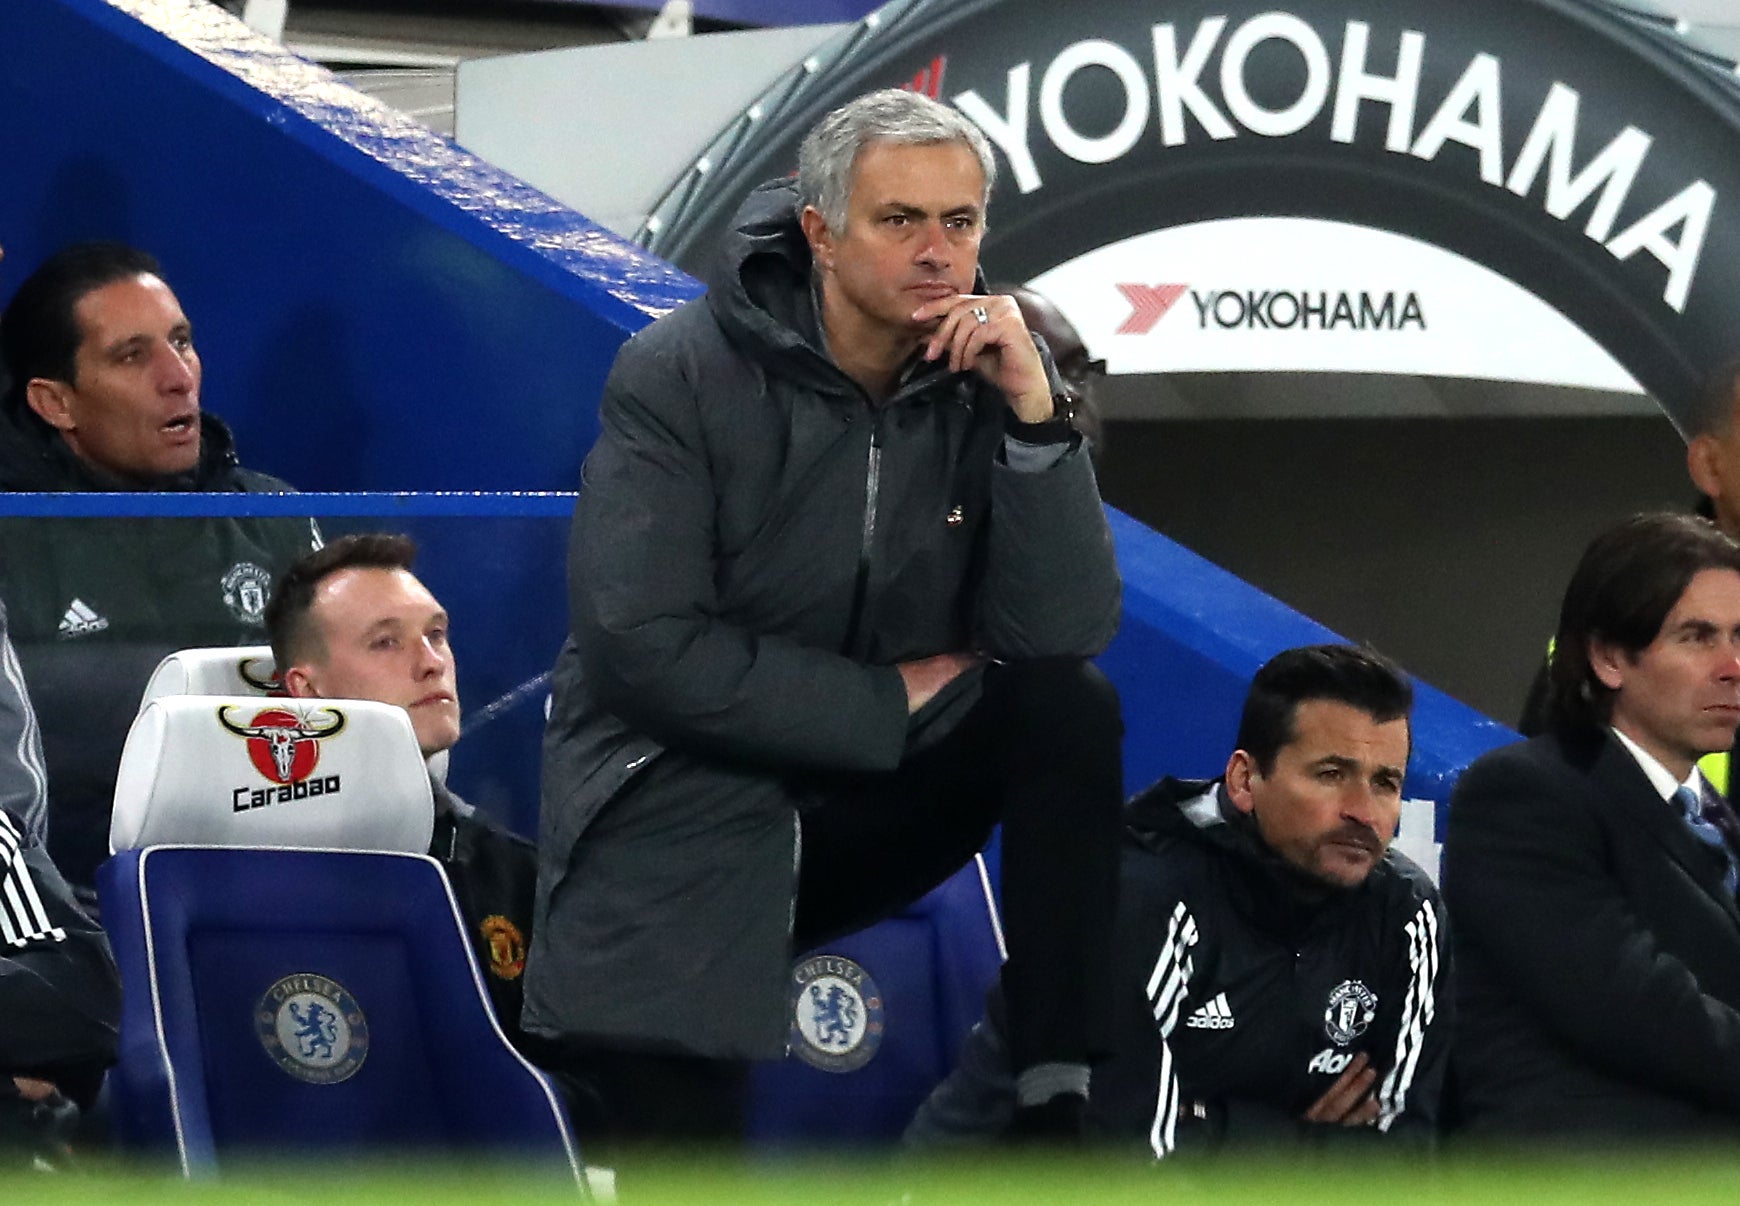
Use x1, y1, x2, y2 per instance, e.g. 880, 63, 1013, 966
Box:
523, 179, 1119, 1058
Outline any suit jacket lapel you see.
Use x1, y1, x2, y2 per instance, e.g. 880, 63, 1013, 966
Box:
1592, 734, 1740, 927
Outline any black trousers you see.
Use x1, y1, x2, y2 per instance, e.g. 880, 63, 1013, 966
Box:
795, 657, 1122, 1072
555, 657, 1123, 1152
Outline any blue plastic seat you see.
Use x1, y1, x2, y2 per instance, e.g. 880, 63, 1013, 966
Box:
96, 693, 580, 1183
748, 854, 1004, 1147
97, 847, 581, 1177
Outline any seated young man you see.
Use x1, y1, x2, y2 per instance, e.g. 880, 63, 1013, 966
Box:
263, 534, 536, 1050
908, 644, 1450, 1154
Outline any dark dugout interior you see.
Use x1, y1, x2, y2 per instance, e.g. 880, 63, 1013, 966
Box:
1097, 373, 1685, 723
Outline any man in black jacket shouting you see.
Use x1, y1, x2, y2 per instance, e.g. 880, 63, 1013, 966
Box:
908, 644, 1449, 1154
526, 87, 1123, 1148
1447, 512, 1740, 1141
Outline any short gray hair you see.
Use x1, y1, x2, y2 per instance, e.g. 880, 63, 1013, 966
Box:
797, 89, 997, 234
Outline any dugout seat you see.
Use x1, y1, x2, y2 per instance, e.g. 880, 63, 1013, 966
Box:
96, 695, 581, 1183
747, 853, 1005, 1146
139, 644, 451, 782
138, 644, 284, 706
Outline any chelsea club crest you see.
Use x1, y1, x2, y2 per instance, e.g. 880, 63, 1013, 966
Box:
256, 973, 369, 1084
790, 954, 884, 1073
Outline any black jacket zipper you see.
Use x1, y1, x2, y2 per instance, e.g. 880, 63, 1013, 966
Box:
840, 408, 884, 656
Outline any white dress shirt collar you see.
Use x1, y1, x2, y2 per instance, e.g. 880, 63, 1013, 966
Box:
1610, 726, 1704, 804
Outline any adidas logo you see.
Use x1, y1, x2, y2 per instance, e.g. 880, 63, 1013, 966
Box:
1185, 993, 1236, 1030
57, 598, 109, 638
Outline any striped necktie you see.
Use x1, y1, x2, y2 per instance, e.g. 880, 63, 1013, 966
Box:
1673, 784, 1740, 899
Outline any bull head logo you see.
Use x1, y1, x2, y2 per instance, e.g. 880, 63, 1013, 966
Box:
237, 656, 287, 696
218, 705, 346, 785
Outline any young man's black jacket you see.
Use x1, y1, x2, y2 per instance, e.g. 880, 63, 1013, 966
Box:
908, 777, 1451, 1154
0, 402, 316, 898
430, 779, 538, 1056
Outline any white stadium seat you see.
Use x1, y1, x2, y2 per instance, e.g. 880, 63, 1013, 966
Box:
138, 645, 283, 711
138, 645, 451, 783
109, 695, 433, 856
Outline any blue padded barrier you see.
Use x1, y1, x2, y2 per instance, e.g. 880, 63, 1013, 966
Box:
0, 0, 700, 492
0, 495, 1516, 849
0, 494, 575, 841
607, 0, 883, 22
1101, 508, 1517, 846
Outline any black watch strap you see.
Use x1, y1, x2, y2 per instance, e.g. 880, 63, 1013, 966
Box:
1006, 393, 1077, 445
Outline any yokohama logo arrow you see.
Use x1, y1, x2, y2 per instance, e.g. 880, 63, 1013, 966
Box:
906, 56, 946, 100
1117, 284, 1189, 335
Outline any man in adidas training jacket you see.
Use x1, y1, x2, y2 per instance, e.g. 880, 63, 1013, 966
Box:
908, 644, 1450, 1155
0, 242, 315, 905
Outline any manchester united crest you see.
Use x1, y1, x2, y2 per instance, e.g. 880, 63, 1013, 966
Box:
222, 561, 274, 625
479, 914, 526, 981
1324, 979, 1379, 1045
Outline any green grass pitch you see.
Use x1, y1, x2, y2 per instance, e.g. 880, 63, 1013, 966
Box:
7, 1150, 1740, 1205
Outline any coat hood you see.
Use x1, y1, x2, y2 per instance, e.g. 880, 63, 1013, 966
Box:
1126, 775, 1387, 929
0, 396, 289, 493
703, 178, 841, 396
703, 177, 993, 404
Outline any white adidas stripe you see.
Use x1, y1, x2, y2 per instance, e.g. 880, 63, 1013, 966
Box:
1377, 898, 1442, 1132
1146, 902, 1200, 1158
0, 810, 65, 947
0, 630, 48, 843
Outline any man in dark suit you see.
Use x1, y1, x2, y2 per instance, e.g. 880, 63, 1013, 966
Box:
1446, 511, 1740, 1142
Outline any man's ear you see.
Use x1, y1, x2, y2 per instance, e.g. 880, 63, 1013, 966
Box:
1224, 749, 1258, 816
281, 665, 318, 698
800, 205, 834, 273
24, 379, 75, 432
1689, 434, 1724, 500
1587, 638, 1629, 693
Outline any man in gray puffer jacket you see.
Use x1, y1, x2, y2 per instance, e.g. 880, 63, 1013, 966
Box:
525, 88, 1123, 1149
